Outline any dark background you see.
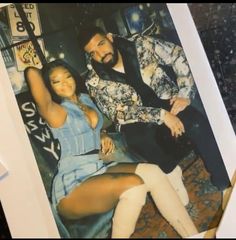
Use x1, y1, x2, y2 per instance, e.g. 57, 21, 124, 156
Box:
189, 3, 236, 133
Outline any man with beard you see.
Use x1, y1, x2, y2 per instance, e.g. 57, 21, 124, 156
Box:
77, 26, 231, 206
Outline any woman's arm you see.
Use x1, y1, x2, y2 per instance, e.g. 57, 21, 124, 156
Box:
25, 67, 66, 128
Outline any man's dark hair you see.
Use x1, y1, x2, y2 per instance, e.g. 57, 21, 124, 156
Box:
78, 25, 107, 49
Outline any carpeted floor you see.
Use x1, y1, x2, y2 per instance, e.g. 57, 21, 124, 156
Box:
131, 154, 223, 238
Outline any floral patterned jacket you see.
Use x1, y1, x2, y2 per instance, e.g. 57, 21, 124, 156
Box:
85, 34, 196, 125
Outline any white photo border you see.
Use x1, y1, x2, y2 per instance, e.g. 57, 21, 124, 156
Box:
167, 4, 236, 179
167, 4, 236, 237
0, 3, 60, 237
0, 3, 235, 238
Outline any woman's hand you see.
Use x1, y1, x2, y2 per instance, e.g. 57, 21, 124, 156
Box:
100, 132, 115, 155
170, 97, 190, 115
163, 111, 185, 138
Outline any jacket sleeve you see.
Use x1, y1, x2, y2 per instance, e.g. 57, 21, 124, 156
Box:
146, 36, 196, 100
85, 74, 166, 125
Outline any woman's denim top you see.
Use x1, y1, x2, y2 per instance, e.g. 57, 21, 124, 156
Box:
49, 93, 103, 159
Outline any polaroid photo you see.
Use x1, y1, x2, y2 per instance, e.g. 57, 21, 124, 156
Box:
0, 3, 235, 238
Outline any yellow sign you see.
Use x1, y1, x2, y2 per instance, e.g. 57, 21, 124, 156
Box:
13, 40, 44, 71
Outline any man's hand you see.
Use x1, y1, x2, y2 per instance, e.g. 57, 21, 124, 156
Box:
170, 97, 190, 115
163, 111, 185, 138
100, 132, 115, 155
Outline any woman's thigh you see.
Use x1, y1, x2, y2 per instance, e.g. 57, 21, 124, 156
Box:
57, 172, 143, 220
106, 162, 138, 173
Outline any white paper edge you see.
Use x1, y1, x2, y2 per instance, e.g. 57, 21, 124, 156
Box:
0, 3, 60, 237
167, 3, 236, 238
216, 176, 236, 238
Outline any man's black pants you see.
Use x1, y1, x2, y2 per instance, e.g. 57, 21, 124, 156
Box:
120, 105, 231, 191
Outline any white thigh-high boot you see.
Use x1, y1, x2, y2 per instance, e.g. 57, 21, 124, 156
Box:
111, 184, 148, 238
135, 163, 198, 238
167, 165, 189, 206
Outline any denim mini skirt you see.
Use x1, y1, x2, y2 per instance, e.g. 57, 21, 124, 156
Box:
51, 153, 116, 208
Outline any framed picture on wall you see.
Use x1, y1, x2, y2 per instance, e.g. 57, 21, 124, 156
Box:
0, 3, 235, 238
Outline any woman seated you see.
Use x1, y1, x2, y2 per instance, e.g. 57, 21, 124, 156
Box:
25, 59, 198, 238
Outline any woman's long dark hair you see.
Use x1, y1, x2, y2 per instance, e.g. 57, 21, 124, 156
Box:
41, 59, 87, 103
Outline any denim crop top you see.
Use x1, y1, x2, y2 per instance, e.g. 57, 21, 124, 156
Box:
49, 93, 103, 159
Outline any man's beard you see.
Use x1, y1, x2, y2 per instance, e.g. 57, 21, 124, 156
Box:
101, 47, 119, 68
